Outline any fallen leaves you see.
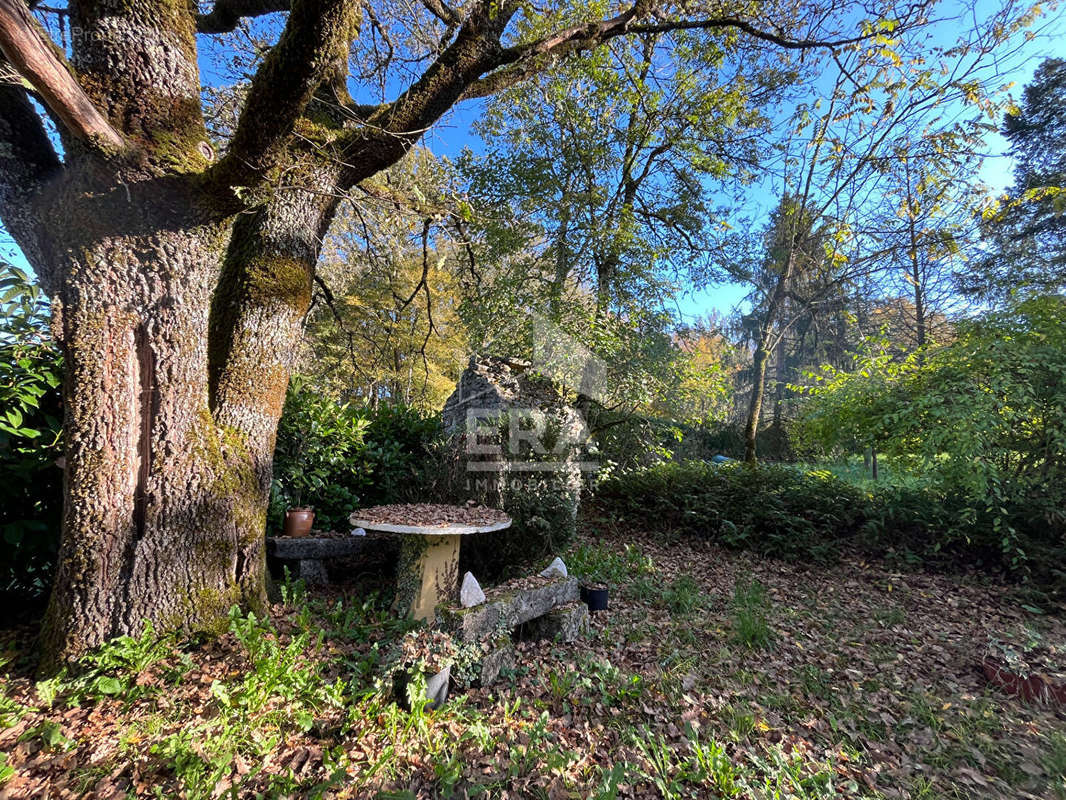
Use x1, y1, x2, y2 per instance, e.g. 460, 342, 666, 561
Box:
350, 503, 510, 528
1, 527, 1064, 798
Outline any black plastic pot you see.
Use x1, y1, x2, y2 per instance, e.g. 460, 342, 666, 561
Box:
580, 584, 609, 612
394, 665, 451, 711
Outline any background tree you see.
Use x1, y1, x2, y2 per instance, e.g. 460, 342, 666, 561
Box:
460, 27, 777, 322
870, 142, 979, 348
962, 57, 1066, 299
302, 151, 468, 409
454, 24, 774, 423
795, 296, 1066, 568
733, 6, 1031, 462
735, 193, 839, 459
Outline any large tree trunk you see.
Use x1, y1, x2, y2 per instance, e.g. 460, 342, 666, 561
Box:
39, 184, 269, 665
1, 0, 590, 670
32, 1, 280, 666
208, 160, 342, 594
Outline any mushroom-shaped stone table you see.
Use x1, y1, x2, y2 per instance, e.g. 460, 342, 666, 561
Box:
349, 504, 511, 622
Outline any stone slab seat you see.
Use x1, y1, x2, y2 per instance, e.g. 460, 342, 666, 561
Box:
521, 601, 589, 644
266, 535, 372, 585
266, 536, 369, 560
437, 575, 581, 643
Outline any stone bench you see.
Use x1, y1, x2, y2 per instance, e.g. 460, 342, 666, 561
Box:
438, 575, 589, 685
266, 535, 369, 585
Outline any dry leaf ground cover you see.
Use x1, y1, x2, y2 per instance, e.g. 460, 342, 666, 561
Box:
2, 529, 1064, 799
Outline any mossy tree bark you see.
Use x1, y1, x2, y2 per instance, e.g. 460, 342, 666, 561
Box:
22, 0, 281, 667
0, 0, 516, 667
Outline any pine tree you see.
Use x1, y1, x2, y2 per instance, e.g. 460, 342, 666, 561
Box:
965, 58, 1066, 298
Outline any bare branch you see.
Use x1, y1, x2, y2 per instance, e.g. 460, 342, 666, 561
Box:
336, 0, 518, 175
462, 9, 883, 101
0, 0, 123, 152
197, 0, 291, 33
419, 0, 460, 27
627, 17, 873, 49
310, 272, 377, 385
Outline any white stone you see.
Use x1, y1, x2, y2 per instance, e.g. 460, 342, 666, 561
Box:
460, 572, 486, 608
539, 557, 568, 579
350, 527, 366, 537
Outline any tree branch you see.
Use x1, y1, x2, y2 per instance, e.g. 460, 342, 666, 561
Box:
196, 0, 291, 33
461, 9, 881, 101
460, 5, 641, 100
0, 0, 123, 152
419, 0, 461, 28
627, 17, 872, 49
335, 0, 516, 179
0, 78, 62, 281
209, 0, 360, 198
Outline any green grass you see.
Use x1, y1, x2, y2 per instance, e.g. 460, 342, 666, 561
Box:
730, 577, 773, 649
663, 574, 704, 616
794, 457, 932, 491
565, 541, 655, 584
1044, 732, 1066, 800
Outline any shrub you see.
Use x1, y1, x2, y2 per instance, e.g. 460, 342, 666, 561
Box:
270, 379, 373, 531
0, 262, 63, 603
360, 404, 445, 506
795, 297, 1066, 572
861, 483, 1066, 591
595, 458, 1066, 595
269, 380, 444, 531
595, 461, 866, 563
415, 401, 589, 579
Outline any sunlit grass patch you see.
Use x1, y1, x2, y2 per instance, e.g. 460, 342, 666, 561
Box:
730, 577, 773, 649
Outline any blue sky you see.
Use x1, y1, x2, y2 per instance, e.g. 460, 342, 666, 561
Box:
3, 3, 1064, 325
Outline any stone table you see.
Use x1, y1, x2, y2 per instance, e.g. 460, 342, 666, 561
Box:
349, 505, 511, 622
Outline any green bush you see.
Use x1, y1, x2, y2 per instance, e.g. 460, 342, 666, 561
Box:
796, 297, 1066, 572
360, 404, 445, 505
418, 407, 586, 579
0, 262, 63, 602
589, 410, 796, 478
861, 483, 1066, 590
595, 461, 866, 563
463, 467, 580, 578
269, 380, 443, 532
595, 459, 1066, 594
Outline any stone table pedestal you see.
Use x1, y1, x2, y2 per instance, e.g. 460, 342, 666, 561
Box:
348, 512, 511, 623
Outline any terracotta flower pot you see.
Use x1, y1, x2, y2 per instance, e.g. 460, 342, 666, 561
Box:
283, 508, 314, 538
982, 656, 1066, 705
